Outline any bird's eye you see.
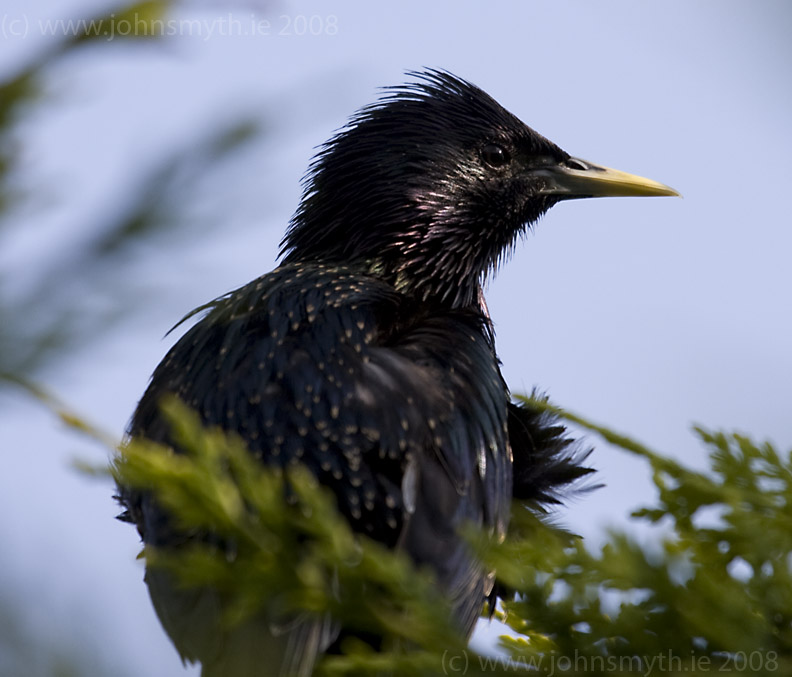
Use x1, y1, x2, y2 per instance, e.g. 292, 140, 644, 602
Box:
481, 144, 510, 168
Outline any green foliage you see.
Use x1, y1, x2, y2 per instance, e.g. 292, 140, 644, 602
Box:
105, 395, 792, 676
482, 397, 792, 676
115, 397, 468, 676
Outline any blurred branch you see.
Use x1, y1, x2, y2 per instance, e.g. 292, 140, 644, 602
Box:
0, 0, 265, 382
0, 370, 118, 449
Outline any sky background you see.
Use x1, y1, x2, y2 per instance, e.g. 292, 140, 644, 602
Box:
1, 1, 791, 674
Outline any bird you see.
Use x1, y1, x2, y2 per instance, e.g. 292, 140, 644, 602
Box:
117, 69, 677, 676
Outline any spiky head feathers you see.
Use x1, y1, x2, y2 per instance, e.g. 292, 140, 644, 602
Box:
282, 70, 569, 305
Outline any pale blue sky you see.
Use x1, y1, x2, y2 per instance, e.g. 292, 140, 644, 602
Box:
1, 1, 791, 674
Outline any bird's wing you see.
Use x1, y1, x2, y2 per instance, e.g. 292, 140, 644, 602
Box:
374, 305, 511, 635
123, 262, 511, 669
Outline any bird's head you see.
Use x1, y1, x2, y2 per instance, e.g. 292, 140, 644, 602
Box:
282, 69, 677, 307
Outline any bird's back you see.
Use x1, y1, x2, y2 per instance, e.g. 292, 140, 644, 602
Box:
120, 261, 512, 674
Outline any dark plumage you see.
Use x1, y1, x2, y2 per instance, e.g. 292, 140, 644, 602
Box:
117, 70, 676, 676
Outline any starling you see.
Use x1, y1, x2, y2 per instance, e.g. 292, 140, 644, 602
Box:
118, 69, 677, 676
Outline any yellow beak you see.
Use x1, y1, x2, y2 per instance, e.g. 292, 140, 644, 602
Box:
537, 157, 679, 199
